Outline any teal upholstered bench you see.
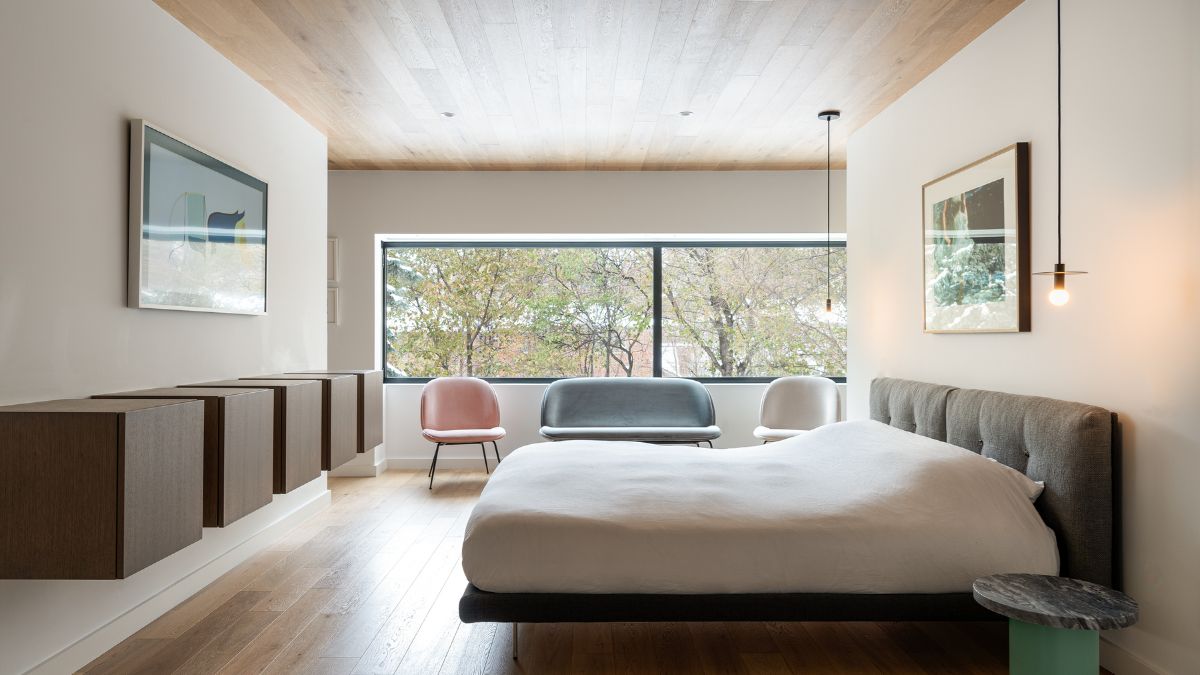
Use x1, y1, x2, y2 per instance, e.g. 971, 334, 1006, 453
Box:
539, 377, 721, 445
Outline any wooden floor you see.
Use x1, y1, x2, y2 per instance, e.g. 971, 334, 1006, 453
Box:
83, 470, 1041, 674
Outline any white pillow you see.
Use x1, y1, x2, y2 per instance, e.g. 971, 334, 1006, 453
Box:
987, 457, 1045, 501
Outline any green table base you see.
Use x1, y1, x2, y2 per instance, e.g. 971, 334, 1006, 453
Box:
1009, 619, 1098, 675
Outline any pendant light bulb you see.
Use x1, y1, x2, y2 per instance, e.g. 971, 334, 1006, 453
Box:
1048, 287, 1070, 306
1048, 267, 1069, 306
822, 297, 835, 321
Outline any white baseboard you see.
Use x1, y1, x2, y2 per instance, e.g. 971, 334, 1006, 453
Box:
387, 457, 498, 471
1102, 637, 1166, 675
24, 482, 331, 675
329, 451, 388, 477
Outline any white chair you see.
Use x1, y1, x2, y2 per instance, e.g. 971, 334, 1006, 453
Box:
753, 376, 840, 442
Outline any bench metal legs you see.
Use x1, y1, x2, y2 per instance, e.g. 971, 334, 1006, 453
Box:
428, 441, 503, 489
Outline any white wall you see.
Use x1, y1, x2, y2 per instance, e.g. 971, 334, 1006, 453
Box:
328, 170, 847, 463
0, 1, 329, 672
846, 1, 1199, 673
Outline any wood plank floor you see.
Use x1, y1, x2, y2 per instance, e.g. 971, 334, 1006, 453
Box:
81, 470, 1089, 674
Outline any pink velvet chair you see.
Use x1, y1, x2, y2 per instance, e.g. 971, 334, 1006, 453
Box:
420, 377, 505, 489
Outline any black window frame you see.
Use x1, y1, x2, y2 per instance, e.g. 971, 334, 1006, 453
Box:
380, 239, 847, 384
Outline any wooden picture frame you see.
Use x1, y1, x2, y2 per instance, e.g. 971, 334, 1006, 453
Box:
921, 143, 1030, 333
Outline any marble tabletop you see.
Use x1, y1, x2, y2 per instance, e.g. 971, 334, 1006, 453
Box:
973, 574, 1138, 630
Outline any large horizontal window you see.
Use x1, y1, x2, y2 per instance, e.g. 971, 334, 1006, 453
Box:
382, 240, 845, 382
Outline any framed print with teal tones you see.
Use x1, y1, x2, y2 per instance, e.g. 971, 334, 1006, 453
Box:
922, 143, 1029, 333
128, 119, 268, 314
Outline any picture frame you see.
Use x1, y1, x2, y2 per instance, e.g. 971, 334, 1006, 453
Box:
922, 143, 1030, 333
327, 237, 340, 284
327, 287, 340, 325
128, 119, 268, 315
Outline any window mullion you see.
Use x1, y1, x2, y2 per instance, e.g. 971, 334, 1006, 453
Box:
653, 246, 663, 378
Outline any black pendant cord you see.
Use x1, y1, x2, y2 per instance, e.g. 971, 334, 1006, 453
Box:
826, 115, 831, 301
1056, 0, 1063, 265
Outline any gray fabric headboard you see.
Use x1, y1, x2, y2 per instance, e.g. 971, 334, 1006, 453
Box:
870, 377, 1114, 588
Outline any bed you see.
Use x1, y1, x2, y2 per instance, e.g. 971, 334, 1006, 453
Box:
458, 378, 1117, 626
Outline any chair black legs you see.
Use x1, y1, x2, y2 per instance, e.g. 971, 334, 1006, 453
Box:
429, 440, 503, 489
428, 443, 442, 489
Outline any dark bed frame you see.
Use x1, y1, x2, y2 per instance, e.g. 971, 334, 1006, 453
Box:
459, 378, 1118, 651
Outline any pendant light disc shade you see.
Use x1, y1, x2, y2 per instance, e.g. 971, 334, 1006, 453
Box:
817, 110, 841, 121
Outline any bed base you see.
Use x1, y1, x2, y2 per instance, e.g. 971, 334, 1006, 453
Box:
461, 584, 998, 660
458, 583, 998, 624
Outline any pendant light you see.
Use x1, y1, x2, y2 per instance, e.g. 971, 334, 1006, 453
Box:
1034, 0, 1085, 304
818, 110, 840, 319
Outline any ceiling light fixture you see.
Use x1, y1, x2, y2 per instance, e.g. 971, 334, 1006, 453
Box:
440, 111, 456, 118
1034, 0, 1085, 305
818, 109, 840, 320
678, 110, 693, 117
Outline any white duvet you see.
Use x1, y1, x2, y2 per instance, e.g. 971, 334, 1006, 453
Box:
462, 420, 1058, 594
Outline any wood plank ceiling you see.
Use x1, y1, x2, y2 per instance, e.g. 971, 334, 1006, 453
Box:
157, 0, 1022, 170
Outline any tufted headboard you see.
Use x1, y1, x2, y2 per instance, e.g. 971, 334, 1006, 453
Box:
870, 377, 1116, 588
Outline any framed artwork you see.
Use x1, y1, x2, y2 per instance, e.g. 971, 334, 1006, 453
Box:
128, 119, 268, 314
922, 143, 1029, 333
327, 237, 340, 283
327, 287, 340, 325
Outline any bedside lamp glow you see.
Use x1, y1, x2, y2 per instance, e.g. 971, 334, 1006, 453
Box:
822, 298, 835, 321
1048, 264, 1070, 306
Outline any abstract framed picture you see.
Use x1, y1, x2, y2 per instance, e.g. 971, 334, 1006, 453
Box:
922, 143, 1030, 333
128, 119, 268, 314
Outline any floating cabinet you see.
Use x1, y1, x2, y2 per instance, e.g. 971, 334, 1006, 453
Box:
0, 398, 204, 579
294, 369, 382, 453
247, 374, 356, 471
96, 388, 273, 528
187, 379, 322, 493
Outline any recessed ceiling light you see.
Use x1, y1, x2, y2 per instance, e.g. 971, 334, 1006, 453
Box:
440, 111, 456, 118
678, 110, 693, 117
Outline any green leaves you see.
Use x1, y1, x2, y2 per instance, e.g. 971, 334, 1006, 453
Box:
383, 246, 846, 379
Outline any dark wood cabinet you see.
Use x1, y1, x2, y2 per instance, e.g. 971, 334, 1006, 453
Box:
294, 369, 382, 453
246, 374, 356, 471
0, 398, 204, 579
96, 388, 273, 528
186, 379, 322, 494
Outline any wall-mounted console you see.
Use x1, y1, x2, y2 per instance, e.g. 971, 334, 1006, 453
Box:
295, 369, 382, 453
95, 388, 273, 528
186, 379, 323, 494
0, 398, 204, 579
247, 374, 356, 471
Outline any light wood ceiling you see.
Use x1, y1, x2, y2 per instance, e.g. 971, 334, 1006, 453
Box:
157, 0, 1022, 170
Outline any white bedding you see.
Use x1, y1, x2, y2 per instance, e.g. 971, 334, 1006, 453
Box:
462, 420, 1058, 594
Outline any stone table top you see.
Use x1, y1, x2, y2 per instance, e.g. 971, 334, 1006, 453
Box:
973, 574, 1138, 630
